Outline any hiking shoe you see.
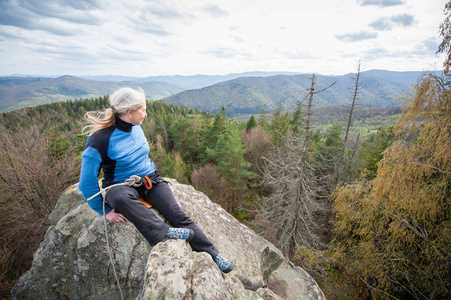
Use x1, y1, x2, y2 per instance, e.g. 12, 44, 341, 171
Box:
166, 228, 194, 242
214, 253, 234, 273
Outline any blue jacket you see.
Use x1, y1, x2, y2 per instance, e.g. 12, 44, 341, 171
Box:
79, 117, 156, 215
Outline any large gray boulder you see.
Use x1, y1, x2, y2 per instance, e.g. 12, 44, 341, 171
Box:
12, 179, 325, 300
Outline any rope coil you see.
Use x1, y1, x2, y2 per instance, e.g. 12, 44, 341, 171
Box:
86, 175, 144, 202
88, 175, 145, 300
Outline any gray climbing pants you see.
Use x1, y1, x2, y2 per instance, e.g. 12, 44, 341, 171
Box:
105, 174, 219, 258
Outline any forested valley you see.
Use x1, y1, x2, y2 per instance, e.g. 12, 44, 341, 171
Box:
0, 66, 449, 299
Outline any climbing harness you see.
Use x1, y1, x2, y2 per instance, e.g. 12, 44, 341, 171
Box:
86, 175, 149, 202
86, 174, 163, 300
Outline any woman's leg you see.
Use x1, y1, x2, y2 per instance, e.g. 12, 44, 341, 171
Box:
105, 185, 169, 246
145, 182, 219, 258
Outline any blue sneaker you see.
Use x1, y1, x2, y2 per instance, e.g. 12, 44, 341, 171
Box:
166, 228, 194, 242
214, 253, 234, 273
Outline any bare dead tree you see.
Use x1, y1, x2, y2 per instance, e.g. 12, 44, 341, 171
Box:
334, 60, 363, 188
255, 74, 335, 258
300, 74, 316, 165
324, 60, 363, 241
257, 132, 326, 256
301, 74, 336, 168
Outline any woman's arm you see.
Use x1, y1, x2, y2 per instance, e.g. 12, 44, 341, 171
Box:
79, 147, 112, 215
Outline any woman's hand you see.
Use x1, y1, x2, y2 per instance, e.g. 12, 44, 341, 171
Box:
105, 210, 128, 223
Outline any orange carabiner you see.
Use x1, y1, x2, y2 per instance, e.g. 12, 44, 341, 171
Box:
143, 176, 153, 190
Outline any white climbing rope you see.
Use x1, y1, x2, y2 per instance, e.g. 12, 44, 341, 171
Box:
102, 200, 125, 300
87, 175, 145, 300
86, 175, 144, 202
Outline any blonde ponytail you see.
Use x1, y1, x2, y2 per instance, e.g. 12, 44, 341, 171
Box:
82, 108, 116, 135
82, 87, 146, 136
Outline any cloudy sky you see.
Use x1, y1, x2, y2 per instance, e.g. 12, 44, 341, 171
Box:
0, 0, 448, 77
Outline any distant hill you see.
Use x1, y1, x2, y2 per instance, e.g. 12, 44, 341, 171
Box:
0, 70, 441, 115
131, 71, 303, 89
161, 70, 431, 117
37, 71, 302, 89
0, 76, 183, 112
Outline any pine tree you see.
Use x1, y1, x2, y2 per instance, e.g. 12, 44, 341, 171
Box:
290, 104, 304, 133
245, 115, 257, 132
356, 125, 395, 179
258, 109, 269, 131
200, 111, 227, 164
268, 103, 291, 147
207, 124, 256, 214
169, 115, 205, 169
316, 123, 344, 185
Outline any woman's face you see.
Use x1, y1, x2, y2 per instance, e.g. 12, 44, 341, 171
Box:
129, 103, 147, 125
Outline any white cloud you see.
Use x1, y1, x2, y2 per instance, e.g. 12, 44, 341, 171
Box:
369, 18, 394, 30
369, 13, 416, 31
201, 4, 228, 17
0, 0, 103, 36
391, 13, 415, 27
0, 0, 447, 76
335, 31, 378, 42
357, 0, 405, 8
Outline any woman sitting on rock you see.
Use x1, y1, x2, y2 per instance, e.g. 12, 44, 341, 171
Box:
79, 87, 233, 273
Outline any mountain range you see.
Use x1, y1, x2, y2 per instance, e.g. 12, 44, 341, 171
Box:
0, 75, 183, 112
0, 70, 440, 116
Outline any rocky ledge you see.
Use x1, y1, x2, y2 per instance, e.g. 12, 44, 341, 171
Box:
12, 179, 325, 300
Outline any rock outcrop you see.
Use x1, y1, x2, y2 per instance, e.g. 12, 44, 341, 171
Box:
12, 179, 325, 300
